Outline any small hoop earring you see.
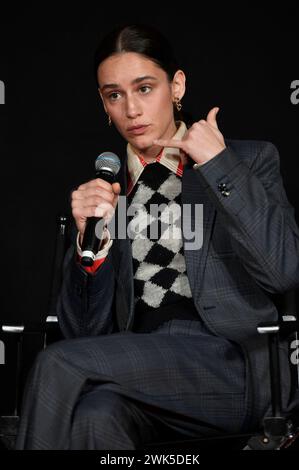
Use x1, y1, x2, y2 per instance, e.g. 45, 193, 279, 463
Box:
174, 97, 182, 112
108, 115, 112, 126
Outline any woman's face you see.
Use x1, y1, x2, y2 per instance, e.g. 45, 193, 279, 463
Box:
97, 52, 185, 157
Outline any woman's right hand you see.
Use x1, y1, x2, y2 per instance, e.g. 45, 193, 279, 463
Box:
71, 178, 121, 244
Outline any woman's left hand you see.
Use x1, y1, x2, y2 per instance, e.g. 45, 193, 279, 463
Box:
153, 107, 226, 166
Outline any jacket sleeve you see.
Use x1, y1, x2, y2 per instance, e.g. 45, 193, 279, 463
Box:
56, 242, 116, 338
195, 141, 299, 293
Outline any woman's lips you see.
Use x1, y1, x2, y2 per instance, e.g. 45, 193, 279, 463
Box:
127, 125, 149, 135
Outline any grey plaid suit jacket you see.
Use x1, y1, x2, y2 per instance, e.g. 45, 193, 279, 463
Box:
58, 139, 299, 424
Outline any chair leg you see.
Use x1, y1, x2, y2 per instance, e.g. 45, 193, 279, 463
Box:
0, 416, 19, 450
244, 420, 298, 450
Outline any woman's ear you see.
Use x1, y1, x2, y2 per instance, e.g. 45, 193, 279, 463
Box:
171, 70, 186, 101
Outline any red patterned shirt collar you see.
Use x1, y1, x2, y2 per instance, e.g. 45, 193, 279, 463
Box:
126, 121, 187, 195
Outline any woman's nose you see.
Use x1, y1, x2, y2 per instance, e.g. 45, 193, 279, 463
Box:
125, 96, 142, 118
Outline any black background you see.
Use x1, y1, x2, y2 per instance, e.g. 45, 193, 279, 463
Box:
0, 4, 298, 326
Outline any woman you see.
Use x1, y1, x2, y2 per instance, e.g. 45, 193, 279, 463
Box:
16, 24, 299, 450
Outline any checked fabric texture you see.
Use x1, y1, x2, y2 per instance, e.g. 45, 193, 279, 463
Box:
127, 162, 192, 314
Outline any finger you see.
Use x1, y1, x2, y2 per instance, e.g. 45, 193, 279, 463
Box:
72, 189, 85, 201
112, 182, 121, 195
206, 107, 219, 129
72, 206, 100, 219
153, 138, 184, 149
78, 178, 113, 193
87, 194, 115, 207
94, 201, 115, 222
74, 187, 114, 203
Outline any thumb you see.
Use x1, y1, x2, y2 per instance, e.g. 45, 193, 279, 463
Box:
206, 107, 219, 129
112, 182, 121, 195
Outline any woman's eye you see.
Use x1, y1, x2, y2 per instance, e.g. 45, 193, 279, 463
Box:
139, 85, 151, 94
108, 92, 121, 101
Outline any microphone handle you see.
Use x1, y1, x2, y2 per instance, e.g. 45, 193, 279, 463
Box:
81, 170, 115, 267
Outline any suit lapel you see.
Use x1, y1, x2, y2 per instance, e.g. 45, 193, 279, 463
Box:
182, 164, 215, 300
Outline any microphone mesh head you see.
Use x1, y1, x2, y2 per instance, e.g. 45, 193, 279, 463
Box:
95, 152, 121, 176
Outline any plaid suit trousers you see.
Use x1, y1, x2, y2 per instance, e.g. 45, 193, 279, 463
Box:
15, 318, 252, 450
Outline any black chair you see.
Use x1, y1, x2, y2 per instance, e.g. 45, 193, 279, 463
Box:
1, 215, 299, 450
244, 292, 299, 450
0, 215, 67, 450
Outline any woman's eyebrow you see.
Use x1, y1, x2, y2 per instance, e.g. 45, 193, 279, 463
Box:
101, 75, 158, 92
132, 75, 158, 84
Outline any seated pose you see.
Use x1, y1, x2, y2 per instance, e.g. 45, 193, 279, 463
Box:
16, 23, 299, 450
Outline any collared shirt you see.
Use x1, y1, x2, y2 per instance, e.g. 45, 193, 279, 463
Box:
78, 121, 188, 272
126, 121, 187, 195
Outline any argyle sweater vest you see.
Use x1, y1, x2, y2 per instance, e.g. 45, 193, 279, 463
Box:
127, 162, 199, 332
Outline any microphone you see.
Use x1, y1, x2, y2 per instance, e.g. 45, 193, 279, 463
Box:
81, 151, 121, 267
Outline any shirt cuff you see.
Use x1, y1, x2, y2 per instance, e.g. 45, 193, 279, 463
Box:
193, 160, 211, 169
76, 227, 113, 260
